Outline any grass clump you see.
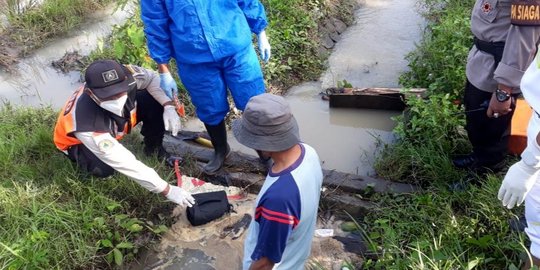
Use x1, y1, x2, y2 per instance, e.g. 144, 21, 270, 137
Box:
0, 0, 115, 68
0, 105, 175, 268
361, 176, 525, 269
375, 93, 468, 186
399, 0, 473, 100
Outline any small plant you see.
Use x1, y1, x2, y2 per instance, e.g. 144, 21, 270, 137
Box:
375, 93, 468, 185
399, 0, 472, 100
394, 93, 465, 150
337, 79, 353, 89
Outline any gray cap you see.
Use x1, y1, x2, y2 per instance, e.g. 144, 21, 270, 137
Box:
232, 93, 300, 152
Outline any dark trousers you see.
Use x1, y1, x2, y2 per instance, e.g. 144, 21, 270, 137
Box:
464, 80, 517, 165
67, 90, 164, 178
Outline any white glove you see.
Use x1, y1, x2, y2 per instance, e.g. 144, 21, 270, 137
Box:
257, 30, 271, 63
165, 185, 195, 207
163, 105, 181, 136
498, 146, 540, 209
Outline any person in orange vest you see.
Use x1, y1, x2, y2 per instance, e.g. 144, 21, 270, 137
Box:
53, 59, 194, 207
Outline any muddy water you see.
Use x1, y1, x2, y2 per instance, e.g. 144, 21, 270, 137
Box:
187, 0, 425, 176
160, 0, 424, 268
0, 5, 132, 108
0, 0, 425, 268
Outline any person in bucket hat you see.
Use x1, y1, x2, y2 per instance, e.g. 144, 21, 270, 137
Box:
53, 59, 194, 207
234, 93, 323, 270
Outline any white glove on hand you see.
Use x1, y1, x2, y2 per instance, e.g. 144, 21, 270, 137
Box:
257, 30, 271, 63
498, 159, 540, 209
159, 72, 178, 99
163, 105, 181, 136
165, 185, 195, 207
497, 141, 540, 209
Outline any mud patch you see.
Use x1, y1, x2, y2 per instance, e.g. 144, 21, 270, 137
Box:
0, 35, 18, 72
309, 213, 364, 269
129, 192, 365, 270
128, 195, 256, 270
51, 50, 86, 73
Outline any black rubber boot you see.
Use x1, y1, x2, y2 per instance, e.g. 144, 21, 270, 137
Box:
203, 121, 230, 175
143, 136, 168, 159
452, 153, 506, 173
452, 154, 478, 169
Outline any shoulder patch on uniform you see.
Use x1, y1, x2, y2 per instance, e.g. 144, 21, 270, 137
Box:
511, 0, 540, 25
124, 64, 146, 80
93, 133, 117, 152
98, 138, 115, 152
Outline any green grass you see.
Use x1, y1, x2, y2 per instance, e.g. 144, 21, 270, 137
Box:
374, 93, 469, 186
399, 0, 473, 100
359, 176, 527, 269
0, 105, 175, 268
371, 0, 530, 268
0, 0, 115, 57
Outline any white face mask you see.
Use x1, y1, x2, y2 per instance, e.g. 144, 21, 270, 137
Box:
100, 95, 128, 116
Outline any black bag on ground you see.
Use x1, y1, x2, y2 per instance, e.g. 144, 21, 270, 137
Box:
186, 190, 232, 226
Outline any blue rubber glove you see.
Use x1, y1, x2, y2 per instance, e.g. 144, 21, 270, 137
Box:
159, 72, 178, 99
257, 30, 271, 63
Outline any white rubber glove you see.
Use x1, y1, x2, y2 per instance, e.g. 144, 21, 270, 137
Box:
165, 185, 195, 207
498, 145, 540, 209
257, 30, 271, 63
159, 72, 178, 99
498, 160, 539, 209
163, 105, 181, 136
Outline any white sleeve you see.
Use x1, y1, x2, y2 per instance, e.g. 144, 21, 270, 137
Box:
74, 132, 169, 193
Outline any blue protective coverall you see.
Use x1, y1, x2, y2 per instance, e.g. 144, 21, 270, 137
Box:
141, 0, 268, 125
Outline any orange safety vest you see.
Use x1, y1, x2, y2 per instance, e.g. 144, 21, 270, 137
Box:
53, 85, 137, 151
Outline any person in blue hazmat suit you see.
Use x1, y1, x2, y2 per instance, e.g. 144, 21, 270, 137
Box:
140, 0, 271, 175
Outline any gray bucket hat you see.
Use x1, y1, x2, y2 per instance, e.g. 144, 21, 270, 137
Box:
232, 93, 300, 152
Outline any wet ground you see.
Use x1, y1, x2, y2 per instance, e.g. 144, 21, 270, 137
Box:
161, 0, 425, 267
188, 0, 426, 176
129, 196, 255, 270
128, 195, 363, 270
0, 0, 425, 268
